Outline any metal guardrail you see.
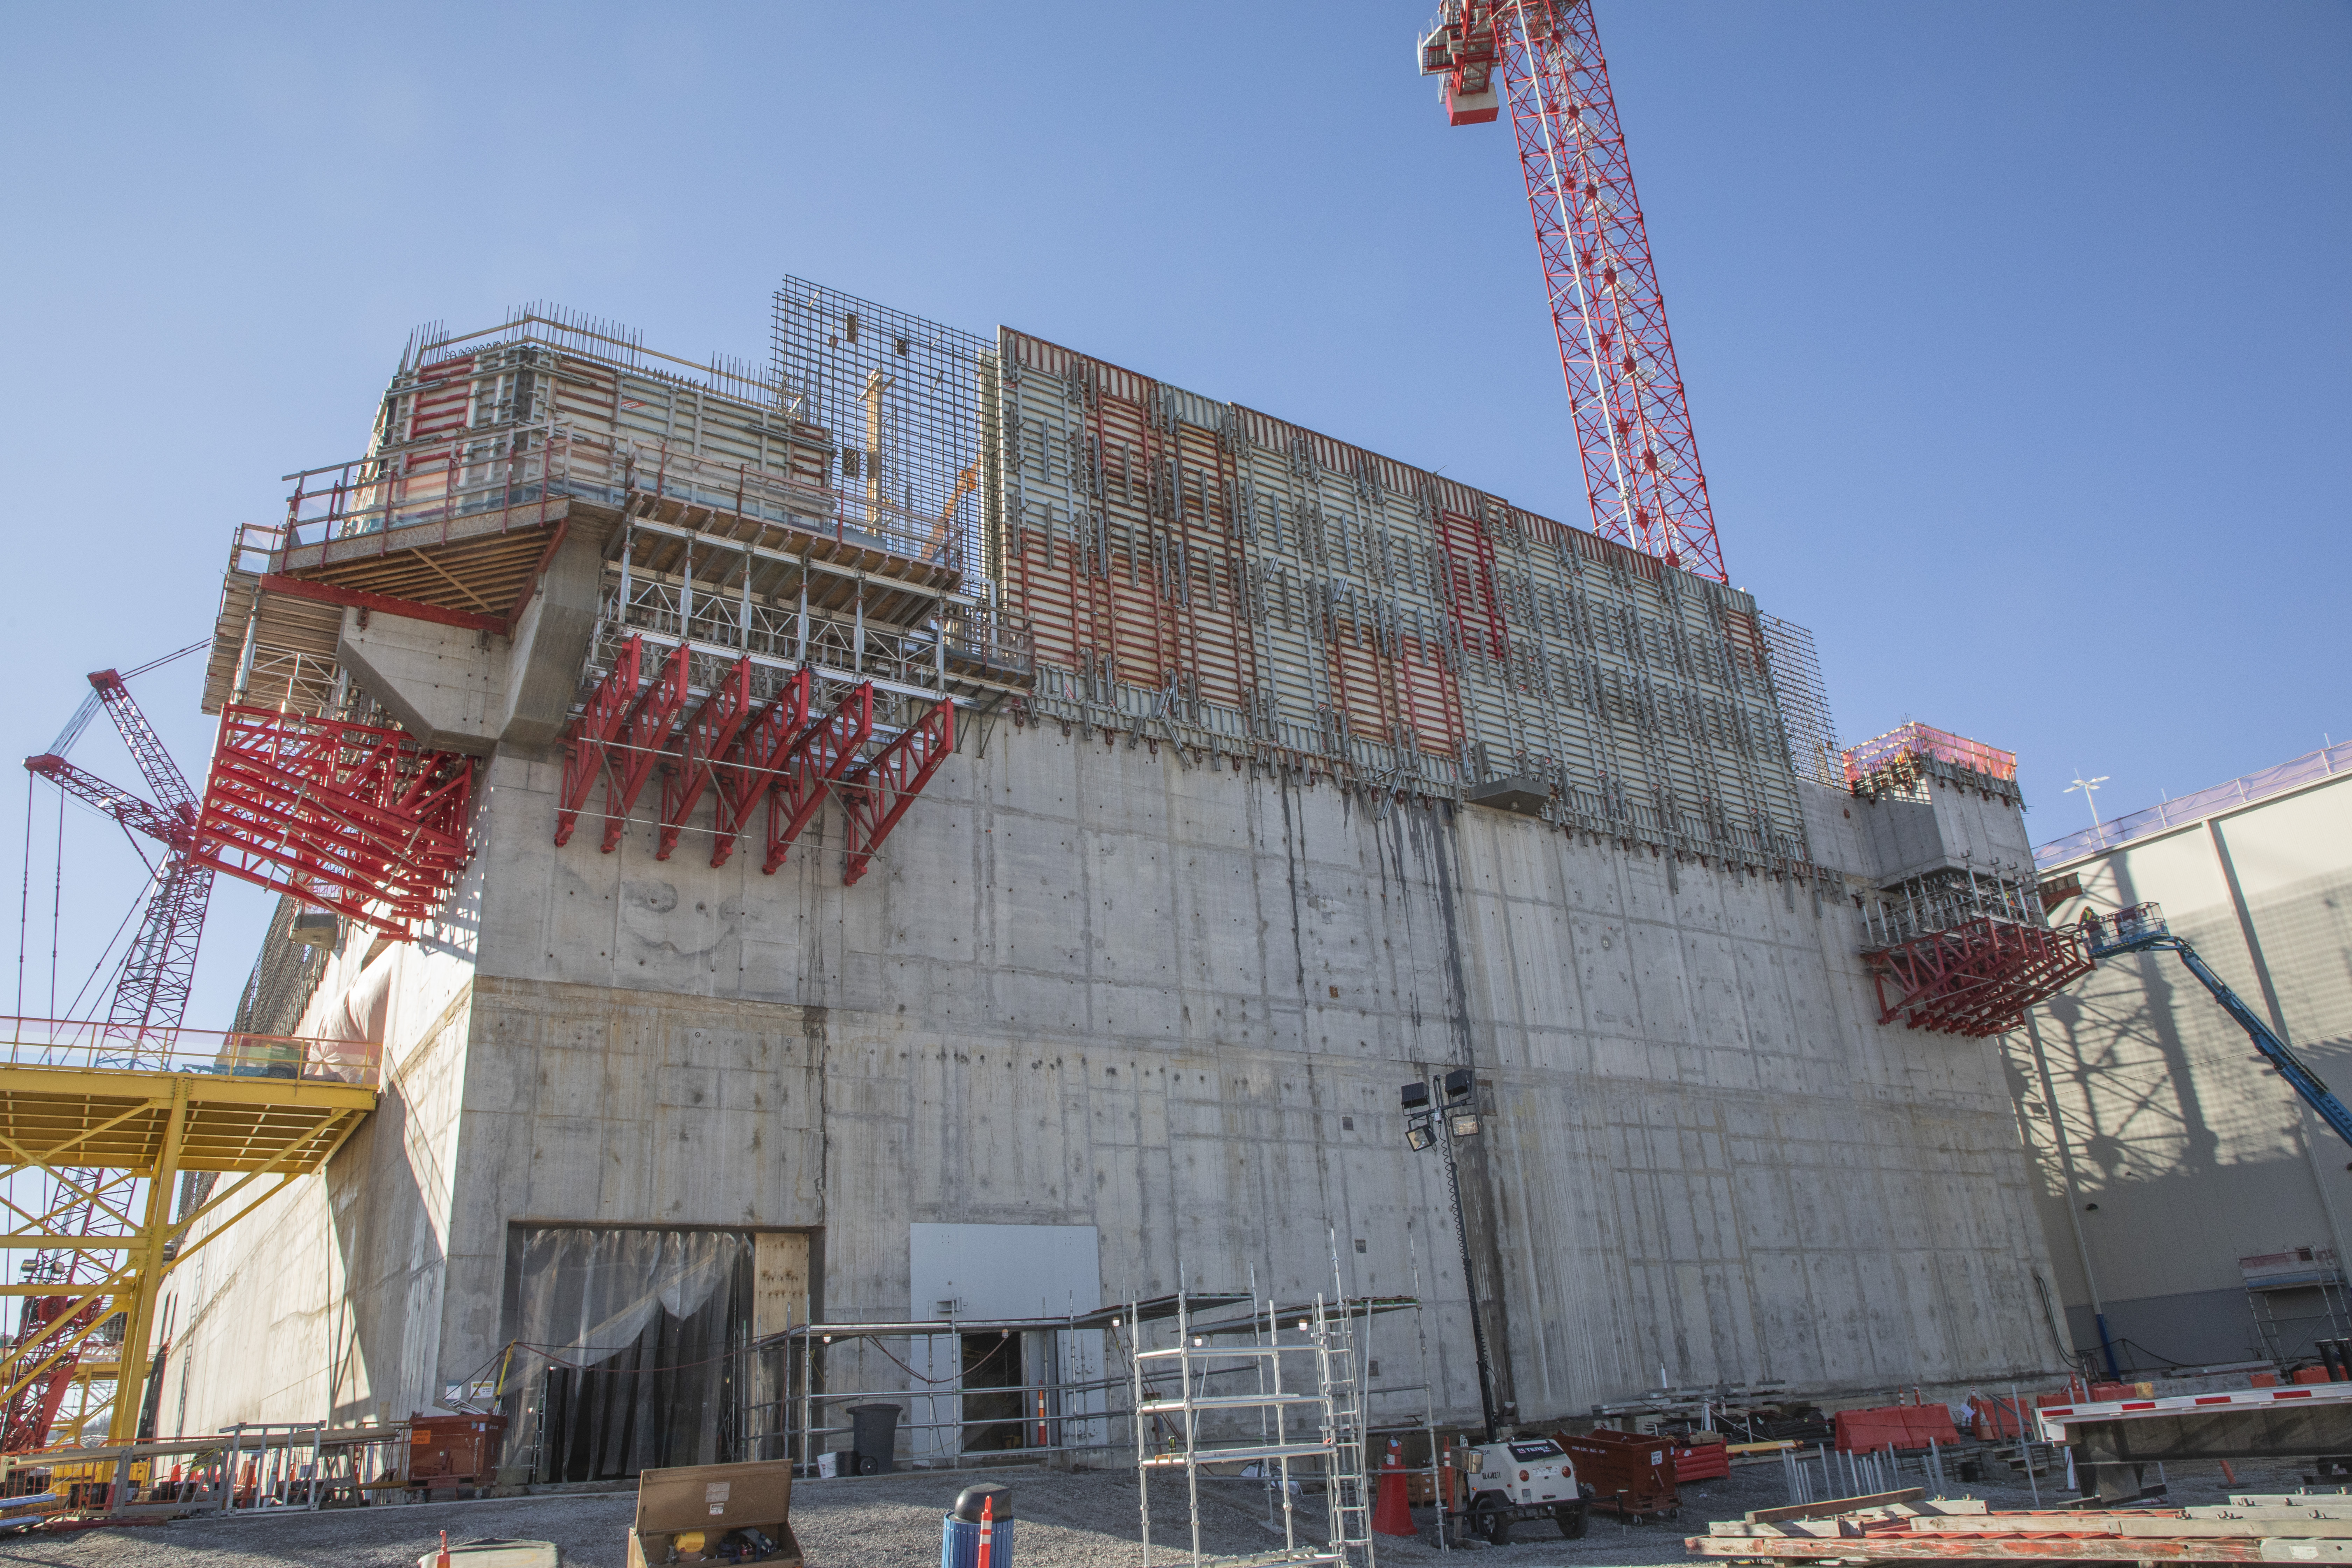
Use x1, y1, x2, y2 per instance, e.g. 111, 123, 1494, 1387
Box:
275, 421, 975, 578
1841, 721, 2018, 788
2036, 741, 2351, 869
0, 1017, 380, 1089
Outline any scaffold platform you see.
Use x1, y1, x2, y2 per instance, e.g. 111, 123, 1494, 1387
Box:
0, 1018, 379, 1450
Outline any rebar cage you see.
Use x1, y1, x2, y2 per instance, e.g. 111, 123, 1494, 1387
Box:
772, 277, 993, 588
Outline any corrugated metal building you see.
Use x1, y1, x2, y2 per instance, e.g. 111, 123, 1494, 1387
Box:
2016, 744, 2352, 1372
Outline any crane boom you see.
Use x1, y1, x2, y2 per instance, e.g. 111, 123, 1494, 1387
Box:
20, 755, 188, 851
2082, 904, 2352, 1151
1418, 0, 1727, 581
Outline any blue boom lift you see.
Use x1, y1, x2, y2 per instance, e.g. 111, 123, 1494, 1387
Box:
2079, 903, 2352, 1150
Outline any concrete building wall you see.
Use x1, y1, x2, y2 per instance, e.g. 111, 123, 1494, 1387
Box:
2008, 766, 2352, 1371
162, 869, 481, 1430
165, 719, 2065, 1442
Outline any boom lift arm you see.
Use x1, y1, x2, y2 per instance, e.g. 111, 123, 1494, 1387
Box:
2081, 903, 2352, 1150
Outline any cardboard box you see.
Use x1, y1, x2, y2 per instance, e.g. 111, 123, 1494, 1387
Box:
625, 1461, 802, 1568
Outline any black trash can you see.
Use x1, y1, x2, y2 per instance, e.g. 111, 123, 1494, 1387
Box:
848, 1402, 902, 1475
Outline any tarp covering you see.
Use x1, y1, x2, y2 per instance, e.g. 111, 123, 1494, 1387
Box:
506, 1227, 751, 1482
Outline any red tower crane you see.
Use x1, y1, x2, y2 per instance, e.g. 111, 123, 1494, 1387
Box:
1418, 0, 1728, 583
8, 646, 213, 1451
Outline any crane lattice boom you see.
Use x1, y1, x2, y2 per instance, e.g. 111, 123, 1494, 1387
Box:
1419, 0, 1727, 582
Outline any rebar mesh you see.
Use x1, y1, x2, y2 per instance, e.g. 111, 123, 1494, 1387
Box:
772, 278, 991, 584
1758, 614, 1839, 787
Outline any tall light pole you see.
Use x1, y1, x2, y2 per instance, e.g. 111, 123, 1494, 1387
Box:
1404, 1067, 1499, 1441
2064, 771, 2109, 831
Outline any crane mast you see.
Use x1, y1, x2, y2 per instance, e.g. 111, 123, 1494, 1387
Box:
8, 657, 214, 1450
1418, 0, 1728, 582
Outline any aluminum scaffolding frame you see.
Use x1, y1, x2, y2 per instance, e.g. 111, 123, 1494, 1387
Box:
0, 1419, 413, 1519
1130, 1287, 1370, 1568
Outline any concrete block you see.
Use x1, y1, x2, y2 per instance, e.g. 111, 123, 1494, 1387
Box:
337, 607, 507, 756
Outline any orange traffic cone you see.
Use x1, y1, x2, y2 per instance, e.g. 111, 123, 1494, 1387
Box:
1373, 1437, 1416, 1537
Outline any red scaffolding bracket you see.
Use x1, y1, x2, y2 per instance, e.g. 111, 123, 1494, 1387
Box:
555, 636, 642, 847
656, 657, 754, 862
764, 683, 874, 874
192, 704, 474, 937
710, 670, 812, 869
602, 643, 691, 852
841, 700, 955, 886
1864, 918, 2093, 1039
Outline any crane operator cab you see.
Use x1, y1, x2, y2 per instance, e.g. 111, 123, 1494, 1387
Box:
1459, 1435, 1589, 1546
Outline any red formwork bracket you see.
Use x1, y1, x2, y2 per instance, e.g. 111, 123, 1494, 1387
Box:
1864, 917, 2094, 1039
555, 636, 642, 846
764, 683, 874, 874
656, 656, 754, 861
710, 669, 812, 869
193, 704, 474, 937
599, 642, 691, 852
841, 700, 956, 886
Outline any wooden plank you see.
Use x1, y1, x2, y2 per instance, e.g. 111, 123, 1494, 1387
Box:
752, 1232, 808, 1338
2121, 1520, 2352, 1539
1748, 1488, 1925, 1523
1687, 1537, 2265, 1560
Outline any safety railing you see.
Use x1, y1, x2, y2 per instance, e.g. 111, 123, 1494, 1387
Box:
276, 421, 978, 579
0, 1017, 381, 1088
282, 423, 573, 549
2079, 901, 2166, 957
2035, 741, 2351, 868
1841, 721, 2017, 789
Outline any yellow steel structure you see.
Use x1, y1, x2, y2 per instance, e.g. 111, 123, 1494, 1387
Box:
0, 1023, 376, 1447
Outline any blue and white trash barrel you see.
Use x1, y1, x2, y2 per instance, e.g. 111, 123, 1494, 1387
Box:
939, 1483, 1013, 1568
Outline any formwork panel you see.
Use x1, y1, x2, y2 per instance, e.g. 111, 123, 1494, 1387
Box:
844, 324, 1827, 873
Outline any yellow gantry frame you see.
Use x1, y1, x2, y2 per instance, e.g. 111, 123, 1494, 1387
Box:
0, 1065, 377, 1445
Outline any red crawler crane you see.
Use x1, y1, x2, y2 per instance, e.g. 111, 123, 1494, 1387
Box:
1418, 0, 1728, 582
11, 649, 213, 1450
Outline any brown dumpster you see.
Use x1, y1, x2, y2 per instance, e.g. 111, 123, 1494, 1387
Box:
407, 1412, 507, 1495
1554, 1427, 1678, 1521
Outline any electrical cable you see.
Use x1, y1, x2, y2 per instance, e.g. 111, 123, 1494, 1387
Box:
119, 639, 209, 683
49, 790, 62, 1021
61, 878, 152, 1027
17, 780, 30, 1018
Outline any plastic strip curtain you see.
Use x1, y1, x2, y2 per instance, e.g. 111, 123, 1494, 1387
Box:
506, 1227, 751, 1482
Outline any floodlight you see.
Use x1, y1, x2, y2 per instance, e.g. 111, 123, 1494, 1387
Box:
1442, 1067, 1475, 1102
1405, 1122, 1436, 1152
1401, 1082, 1430, 1111
1449, 1111, 1482, 1139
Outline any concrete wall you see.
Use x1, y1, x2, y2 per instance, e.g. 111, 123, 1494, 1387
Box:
161, 863, 482, 1430
169, 718, 2065, 1441
2008, 769, 2352, 1371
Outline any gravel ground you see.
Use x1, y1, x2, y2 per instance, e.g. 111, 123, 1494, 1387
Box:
0, 1450, 2338, 1568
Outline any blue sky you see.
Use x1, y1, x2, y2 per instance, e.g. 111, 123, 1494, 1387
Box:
1, 2, 2343, 1031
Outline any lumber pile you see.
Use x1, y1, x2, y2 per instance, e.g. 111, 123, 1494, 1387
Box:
1688, 1488, 2352, 1560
